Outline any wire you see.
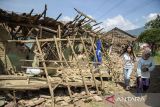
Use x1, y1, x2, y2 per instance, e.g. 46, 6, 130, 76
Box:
97, 0, 125, 20
97, 0, 157, 29
123, 0, 152, 18
91, 0, 111, 15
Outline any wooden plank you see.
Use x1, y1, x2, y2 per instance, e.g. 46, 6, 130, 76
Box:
55, 13, 62, 21
0, 81, 101, 91
13, 90, 17, 107
58, 25, 62, 61
0, 75, 28, 80
21, 66, 62, 70
63, 81, 101, 87
2, 22, 57, 33
54, 36, 72, 98
35, 37, 54, 107
6, 38, 91, 43
74, 8, 96, 23
80, 37, 100, 94
20, 59, 103, 64
67, 37, 90, 95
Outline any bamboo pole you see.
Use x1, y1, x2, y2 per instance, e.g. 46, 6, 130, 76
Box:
54, 36, 72, 98
80, 37, 100, 94
2, 22, 57, 33
40, 27, 42, 38
20, 59, 101, 64
74, 8, 96, 23
67, 37, 90, 95
3, 42, 9, 74
35, 37, 54, 107
6, 38, 91, 43
58, 25, 62, 61
61, 51, 70, 66
13, 90, 17, 107
21, 66, 62, 70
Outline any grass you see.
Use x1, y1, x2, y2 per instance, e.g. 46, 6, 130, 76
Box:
154, 51, 160, 65
154, 55, 160, 65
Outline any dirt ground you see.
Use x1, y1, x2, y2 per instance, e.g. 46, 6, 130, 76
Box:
71, 65, 160, 107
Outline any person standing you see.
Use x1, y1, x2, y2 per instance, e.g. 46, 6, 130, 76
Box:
136, 48, 155, 93
120, 45, 136, 90
94, 39, 102, 71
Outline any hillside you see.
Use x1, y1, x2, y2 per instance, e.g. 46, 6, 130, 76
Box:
126, 26, 145, 37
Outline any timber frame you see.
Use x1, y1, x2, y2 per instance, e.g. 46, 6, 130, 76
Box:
0, 6, 112, 106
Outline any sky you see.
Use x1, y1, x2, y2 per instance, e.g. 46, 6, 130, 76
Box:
0, 0, 160, 31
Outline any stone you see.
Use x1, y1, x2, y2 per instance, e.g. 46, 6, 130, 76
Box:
63, 96, 71, 103
4, 102, 15, 107
93, 95, 103, 102
84, 96, 93, 103
0, 100, 5, 107
55, 97, 64, 103
74, 100, 84, 107
80, 91, 86, 95
90, 90, 96, 94
60, 101, 69, 106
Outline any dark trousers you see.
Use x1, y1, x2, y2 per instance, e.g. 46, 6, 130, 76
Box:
137, 77, 150, 93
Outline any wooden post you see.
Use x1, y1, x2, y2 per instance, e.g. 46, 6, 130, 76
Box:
35, 37, 54, 107
80, 37, 100, 94
40, 27, 42, 38
67, 37, 90, 95
61, 51, 70, 66
4, 42, 9, 74
58, 25, 62, 61
89, 37, 104, 90
54, 36, 72, 98
13, 90, 17, 107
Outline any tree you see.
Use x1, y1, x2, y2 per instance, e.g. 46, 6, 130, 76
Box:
138, 14, 160, 43
138, 15, 160, 54
138, 28, 160, 43
145, 15, 160, 29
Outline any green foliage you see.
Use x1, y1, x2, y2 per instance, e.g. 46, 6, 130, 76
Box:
138, 15, 160, 43
138, 28, 160, 43
154, 52, 160, 65
83, 24, 92, 30
145, 15, 160, 29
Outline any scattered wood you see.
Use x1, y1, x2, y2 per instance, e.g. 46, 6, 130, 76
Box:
0, 6, 117, 107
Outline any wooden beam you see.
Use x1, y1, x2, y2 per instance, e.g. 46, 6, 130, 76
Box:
67, 37, 90, 95
58, 25, 62, 61
74, 8, 96, 23
35, 37, 54, 107
6, 38, 91, 43
3, 22, 57, 33
20, 59, 102, 64
54, 36, 73, 98
21, 66, 62, 70
55, 13, 62, 21
80, 37, 100, 94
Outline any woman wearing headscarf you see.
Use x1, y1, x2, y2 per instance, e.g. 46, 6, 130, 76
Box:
136, 48, 155, 93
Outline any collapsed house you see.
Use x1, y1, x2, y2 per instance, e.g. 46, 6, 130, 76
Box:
103, 27, 137, 54
0, 6, 114, 106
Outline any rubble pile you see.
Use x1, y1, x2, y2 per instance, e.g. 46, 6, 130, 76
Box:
0, 5, 136, 107
0, 6, 113, 107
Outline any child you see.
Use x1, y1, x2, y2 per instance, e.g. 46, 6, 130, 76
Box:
136, 48, 155, 93
120, 45, 136, 90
